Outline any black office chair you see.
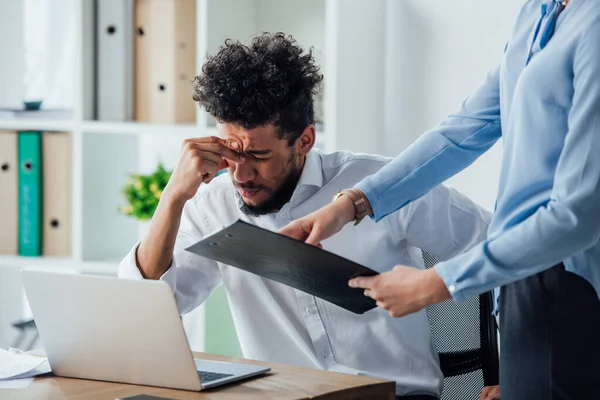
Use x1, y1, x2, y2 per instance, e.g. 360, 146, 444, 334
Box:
422, 251, 499, 400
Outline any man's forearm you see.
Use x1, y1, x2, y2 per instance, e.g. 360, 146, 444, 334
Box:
136, 193, 187, 280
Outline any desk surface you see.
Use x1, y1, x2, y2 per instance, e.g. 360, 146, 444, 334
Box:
4, 352, 395, 400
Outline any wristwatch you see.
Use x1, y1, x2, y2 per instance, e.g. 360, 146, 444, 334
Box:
332, 188, 372, 226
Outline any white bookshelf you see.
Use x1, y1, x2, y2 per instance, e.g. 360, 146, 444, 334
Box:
0, 256, 74, 269
0, 0, 386, 350
0, 119, 77, 132
0, 256, 118, 275
81, 121, 199, 136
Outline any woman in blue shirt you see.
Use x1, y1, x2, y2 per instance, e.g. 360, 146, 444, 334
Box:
281, 0, 600, 398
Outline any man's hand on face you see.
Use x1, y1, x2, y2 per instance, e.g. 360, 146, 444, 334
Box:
163, 136, 244, 204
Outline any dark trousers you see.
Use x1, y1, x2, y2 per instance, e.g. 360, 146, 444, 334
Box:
499, 264, 600, 399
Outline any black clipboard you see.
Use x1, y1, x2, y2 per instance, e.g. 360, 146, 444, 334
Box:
185, 220, 378, 314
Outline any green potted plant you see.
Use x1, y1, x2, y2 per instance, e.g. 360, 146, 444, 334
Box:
120, 163, 172, 222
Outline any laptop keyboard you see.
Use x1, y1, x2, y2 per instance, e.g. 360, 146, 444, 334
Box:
198, 370, 234, 383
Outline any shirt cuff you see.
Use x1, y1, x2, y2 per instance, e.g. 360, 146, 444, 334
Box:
355, 180, 382, 222
117, 242, 178, 287
433, 259, 469, 303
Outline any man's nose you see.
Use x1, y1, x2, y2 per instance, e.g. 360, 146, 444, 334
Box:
232, 160, 256, 183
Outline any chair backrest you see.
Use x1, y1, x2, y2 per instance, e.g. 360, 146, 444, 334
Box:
422, 251, 499, 400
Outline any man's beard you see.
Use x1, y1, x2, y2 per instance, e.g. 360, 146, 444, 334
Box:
235, 157, 302, 218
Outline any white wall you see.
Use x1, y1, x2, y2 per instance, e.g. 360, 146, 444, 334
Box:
0, 0, 24, 108
326, 0, 386, 155
0, 0, 75, 109
383, 0, 524, 210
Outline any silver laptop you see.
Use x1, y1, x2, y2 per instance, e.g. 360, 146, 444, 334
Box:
20, 270, 270, 391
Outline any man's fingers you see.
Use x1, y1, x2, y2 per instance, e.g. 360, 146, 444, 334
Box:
183, 136, 237, 147
218, 158, 229, 170
349, 276, 375, 289
278, 222, 307, 241
479, 389, 488, 400
482, 386, 500, 400
194, 158, 220, 181
219, 145, 245, 163
193, 150, 222, 166
278, 221, 323, 247
205, 142, 245, 164
479, 386, 492, 400
183, 137, 245, 163
305, 227, 322, 246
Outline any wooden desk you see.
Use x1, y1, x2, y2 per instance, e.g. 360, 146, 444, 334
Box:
4, 352, 395, 400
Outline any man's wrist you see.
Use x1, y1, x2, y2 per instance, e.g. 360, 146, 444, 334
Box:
162, 187, 188, 210
332, 194, 356, 224
332, 188, 374, 225
354, 188, 374, 217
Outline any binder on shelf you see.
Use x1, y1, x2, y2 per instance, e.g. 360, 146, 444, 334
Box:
0, 131, 18, 255
172, 0, 197, 124
18, 131, 43, 257
134, 0, 151, 122
97, 0, 134, 121
134, 0, 196, 124
82, 0, 96, 120
42, 132, 71, 257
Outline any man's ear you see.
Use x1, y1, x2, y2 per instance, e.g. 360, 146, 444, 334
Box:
296, 125, 316, 156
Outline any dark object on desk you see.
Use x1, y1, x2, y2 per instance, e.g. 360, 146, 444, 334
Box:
24, 100, 42, 110
422, 251, 499, 400
186, 220, 378, 314
116, 395, 177, 400
11, 318, 39, 350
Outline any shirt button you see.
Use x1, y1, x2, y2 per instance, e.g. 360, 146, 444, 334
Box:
448, 284, 456, 293
321, 351, 331, 359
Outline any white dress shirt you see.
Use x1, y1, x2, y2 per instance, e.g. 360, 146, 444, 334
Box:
119, 149, 491, 397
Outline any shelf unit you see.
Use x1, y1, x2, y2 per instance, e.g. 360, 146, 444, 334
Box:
0, 119, 77, 132
0, 256, 118, 275
0, 256, 74, 269
81, 121, 198, 136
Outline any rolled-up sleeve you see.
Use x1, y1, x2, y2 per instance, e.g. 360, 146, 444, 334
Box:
118, 194, 222, 314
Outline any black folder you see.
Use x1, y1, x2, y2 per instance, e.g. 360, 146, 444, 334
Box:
185, 220, 378, 314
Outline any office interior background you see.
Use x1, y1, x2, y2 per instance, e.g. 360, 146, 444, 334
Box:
0, 0, 521, 355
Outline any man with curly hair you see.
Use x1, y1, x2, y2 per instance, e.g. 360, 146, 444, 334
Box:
119, 33, 492, 399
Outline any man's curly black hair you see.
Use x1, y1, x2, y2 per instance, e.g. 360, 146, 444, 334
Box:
193, 32, 323, 146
